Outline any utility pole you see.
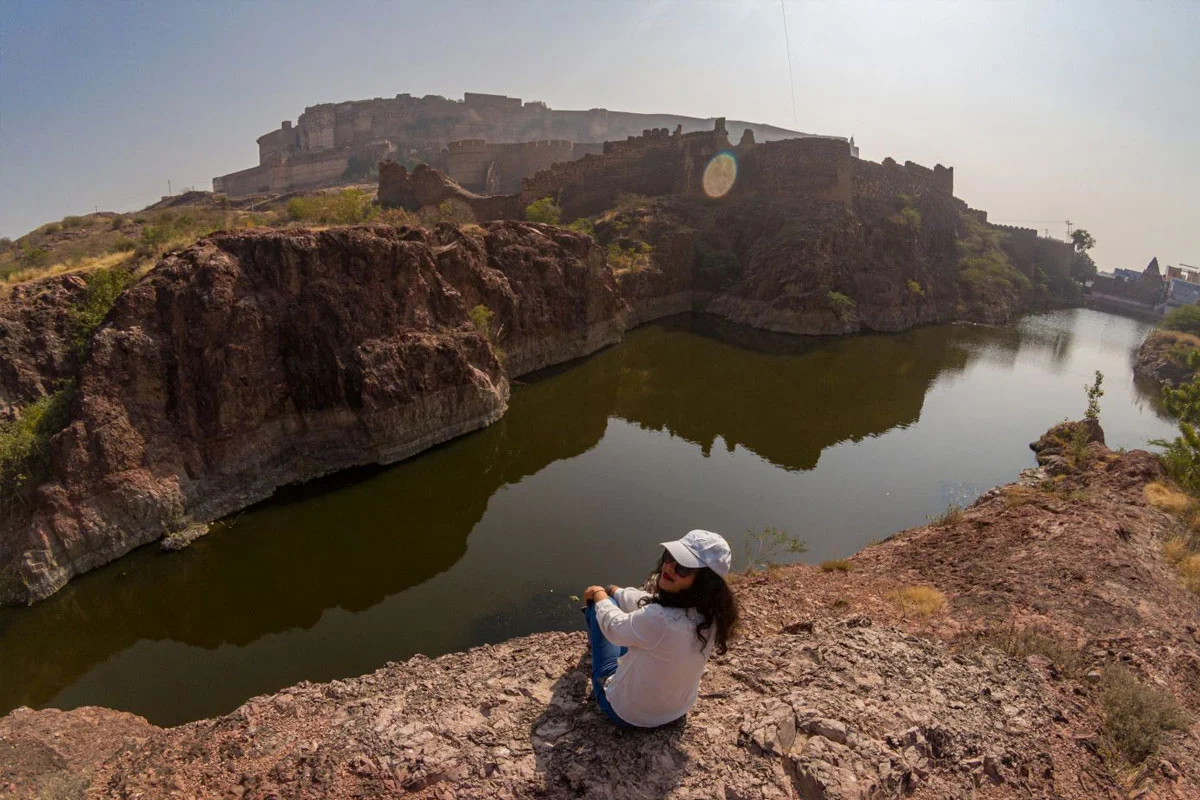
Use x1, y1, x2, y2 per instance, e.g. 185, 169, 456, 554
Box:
168, 179, 172, 196
1065, 220, 1073, 242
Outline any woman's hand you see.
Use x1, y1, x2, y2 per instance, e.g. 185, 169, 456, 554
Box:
584, 585, 607, 602
607, 584, 620, 596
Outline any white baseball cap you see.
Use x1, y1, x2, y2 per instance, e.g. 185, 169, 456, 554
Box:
661, 529, 732, 579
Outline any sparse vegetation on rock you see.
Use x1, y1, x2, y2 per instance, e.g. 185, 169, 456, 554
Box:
739, 526, 807, 573
887, 584, 946, 617
1098, 664, 1189, 766
523, 197, 561, 224
0, 387, 73, 516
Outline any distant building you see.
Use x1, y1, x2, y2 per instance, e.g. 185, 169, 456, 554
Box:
1157, 278, 1200, 314
1166, 263, 1200, 283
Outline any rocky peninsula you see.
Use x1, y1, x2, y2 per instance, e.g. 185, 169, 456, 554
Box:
3, 422, 1198, 798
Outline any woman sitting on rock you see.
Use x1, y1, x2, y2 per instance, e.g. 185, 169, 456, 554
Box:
582, 529, 740, 728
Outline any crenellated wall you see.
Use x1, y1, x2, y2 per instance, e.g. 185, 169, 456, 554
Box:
853, 158, 953, 200
735, 138, 853, 204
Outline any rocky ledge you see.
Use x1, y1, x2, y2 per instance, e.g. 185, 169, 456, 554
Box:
1135, 329, 1200, 390
3, 425, 1197, 799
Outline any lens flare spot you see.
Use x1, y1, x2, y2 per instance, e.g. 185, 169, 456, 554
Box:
702, 152, 737, 198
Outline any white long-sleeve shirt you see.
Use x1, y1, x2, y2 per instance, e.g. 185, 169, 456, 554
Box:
594, 587, 714, 727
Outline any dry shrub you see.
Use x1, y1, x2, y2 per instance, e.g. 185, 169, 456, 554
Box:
1154, 329, 1200, 348
820, 559, 852, 573
989, 624, 1082, 676
1144, 481, 1192, 514
1163, 537, 1190, 565
889, 585, 946, 617
419, 199, 475, 226
1003, 486, 1041, 508
928, 503, 964, 526
1176, 553, 1200, 595
1099, 665, 1189, 765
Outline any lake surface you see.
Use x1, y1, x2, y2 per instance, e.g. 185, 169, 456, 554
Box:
0, 309, 1176, 725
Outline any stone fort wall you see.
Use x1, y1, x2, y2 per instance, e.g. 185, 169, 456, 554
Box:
218, 91, 850, 196
445, 139, 584, 195
852, 158, 954, 200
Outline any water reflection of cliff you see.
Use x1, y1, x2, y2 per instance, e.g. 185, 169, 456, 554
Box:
0, 347, 623, 714
612, 316, 975, 470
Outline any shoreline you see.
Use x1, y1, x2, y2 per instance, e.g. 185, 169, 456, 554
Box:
3, 421, 1197, 798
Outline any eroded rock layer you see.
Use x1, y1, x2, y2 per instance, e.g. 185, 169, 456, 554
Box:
1, 222, 626, 604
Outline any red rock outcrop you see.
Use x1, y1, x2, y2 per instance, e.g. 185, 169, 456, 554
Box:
1, 222, 627, 604
1135, 330, 1199, 390
0, 274, 90, 420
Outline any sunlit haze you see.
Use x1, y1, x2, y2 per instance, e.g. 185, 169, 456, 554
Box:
2, 0, 1196, 270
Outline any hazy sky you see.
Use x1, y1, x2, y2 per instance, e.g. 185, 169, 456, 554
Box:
2, 1, 1196, 270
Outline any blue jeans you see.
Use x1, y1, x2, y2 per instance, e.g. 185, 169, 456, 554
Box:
584, 601, 633, 727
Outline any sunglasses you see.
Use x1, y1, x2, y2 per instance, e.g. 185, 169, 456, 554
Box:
662, 550, 697, 577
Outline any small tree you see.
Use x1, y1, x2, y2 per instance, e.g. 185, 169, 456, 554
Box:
524, 197, 561, 225
1071, 228, 1096, 253
1070, 251, 1097, 283
740, 526, 808, 573
1084, 370, 1104, 421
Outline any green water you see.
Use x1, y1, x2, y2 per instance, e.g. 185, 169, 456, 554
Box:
0, 309, 1175, 725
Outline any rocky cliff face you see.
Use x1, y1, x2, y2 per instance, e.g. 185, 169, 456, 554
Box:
1135, 330, 1200, 390
0, 275, 90, 421
1, 222, 627, 605
4, 430, 1197, 799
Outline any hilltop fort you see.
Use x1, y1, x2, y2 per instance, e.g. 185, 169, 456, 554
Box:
212, 91, 857, 197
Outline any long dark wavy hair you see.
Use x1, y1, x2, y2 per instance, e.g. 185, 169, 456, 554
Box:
638, 551, 739, 655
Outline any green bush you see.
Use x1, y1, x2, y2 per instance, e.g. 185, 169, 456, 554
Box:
110, 216, 126, 230
1099, 665, 1189, 764
110, 237, 137, 253
1151, 350, 1200, 491
20, 245, 49, 269
524, 197, 561, 225
607, 241, 654, 273
826, 291, 856, 320
957, 217, 1030, 301
140, 225, 170, 247
566, 218, 595, 237
61, 215, 87, 229
1161, 305, 1200, 336
42, 223, 61, 235
69, 267, 136, 354
468, 304, 496, 340
418, 199, 475, 226
286, 189, 375, 225
0, 388, 74, 512
906, 279, 924, 296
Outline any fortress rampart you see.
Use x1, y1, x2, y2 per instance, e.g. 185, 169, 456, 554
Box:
852, 157, 954, 200
444, 139, 583, 194
215, 91, 851, 197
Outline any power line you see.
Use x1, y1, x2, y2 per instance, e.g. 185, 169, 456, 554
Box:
780, 1, 798, 128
